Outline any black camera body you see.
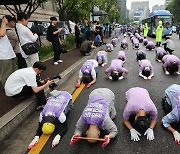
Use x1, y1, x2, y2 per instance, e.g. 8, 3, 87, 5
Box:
44, 75, 61, 90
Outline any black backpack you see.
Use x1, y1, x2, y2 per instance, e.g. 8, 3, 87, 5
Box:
46, 26, 52, 42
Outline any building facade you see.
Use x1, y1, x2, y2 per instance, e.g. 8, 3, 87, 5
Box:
0, 0, 58, 21
152, 5, 165, 12
130, 1, 150, 21
117, 0, 127, 23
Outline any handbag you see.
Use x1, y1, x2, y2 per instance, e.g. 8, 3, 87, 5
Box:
21, 42, 40, 55
15, 24, 40, 55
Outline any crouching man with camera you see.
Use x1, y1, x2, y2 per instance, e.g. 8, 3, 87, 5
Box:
5, 61, 54, 110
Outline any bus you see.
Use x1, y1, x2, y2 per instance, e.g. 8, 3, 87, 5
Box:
142, 10, 173, 37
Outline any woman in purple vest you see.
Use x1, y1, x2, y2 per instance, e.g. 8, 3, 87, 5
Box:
96, 51, 108, 66
121, 39, 128, 49
76, 59, 98, 88
139, 59, 154, 80
28, 90, 72, 149
117, 51, 126, 63
105, 59, 128, 81
155, 47, 168, 62
162, 84, 180, 144
136, 50, 146, 61
133, 39, 140, 50
143, 39, 148, 46
146, 41, 155, 51
70, 88, 117, 148
111, 38, 118, 47
105, 43, 113, 52
162, 55, 180, 75
123, 87, 158, 142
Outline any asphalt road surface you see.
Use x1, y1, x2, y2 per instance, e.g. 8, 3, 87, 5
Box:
2, 33, 180, 154
40, 33, 180, 154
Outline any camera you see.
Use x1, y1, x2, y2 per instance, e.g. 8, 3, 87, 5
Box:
45, 75, 61, 90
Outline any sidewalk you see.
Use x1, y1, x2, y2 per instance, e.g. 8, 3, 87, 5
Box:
0, 36, 112, 144
0, 48, 83, 118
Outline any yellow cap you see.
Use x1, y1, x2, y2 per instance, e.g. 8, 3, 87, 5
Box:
42, 122, 55, 135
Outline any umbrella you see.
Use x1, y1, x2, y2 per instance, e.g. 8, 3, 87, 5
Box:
92, 10, 107, 16
0, 0, 29, 5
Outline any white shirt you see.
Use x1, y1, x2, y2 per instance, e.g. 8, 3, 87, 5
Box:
5, 67, 37, 96
165, 39, 175, 50
79, 59, 98, 79
0, 35, 16, 60
16, 23, 38, 58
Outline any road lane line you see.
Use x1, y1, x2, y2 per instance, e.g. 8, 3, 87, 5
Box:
28, 83, 85, 154
72, 83, 85, 103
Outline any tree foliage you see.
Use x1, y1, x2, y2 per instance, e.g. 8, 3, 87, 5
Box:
4, 0, 48, 17
56, 0, 121, 23
166, 0, 180, 23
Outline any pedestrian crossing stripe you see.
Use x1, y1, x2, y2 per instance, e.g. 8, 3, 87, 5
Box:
28, 83, 85, 154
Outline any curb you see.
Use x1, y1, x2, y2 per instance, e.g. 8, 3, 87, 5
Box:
0, 47, 99, 144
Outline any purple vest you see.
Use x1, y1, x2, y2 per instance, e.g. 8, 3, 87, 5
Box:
147, 41, 155, 48
81, 61, 94, 74
143, 39, 148, 46
42, 91, 71, 119
106, 44, 112, 50
96, 53, 105, 61
81, 96, 108, 128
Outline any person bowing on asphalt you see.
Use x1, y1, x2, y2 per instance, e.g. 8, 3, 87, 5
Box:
161, 84, 180, 145
138, 59, 154, 80
96, 50, 108, 67
75, 59, 98, 88
123, 87, 158, 141
28, 90, 72, 149
70, 88, 117, 148
105, 59, 128, 81
162, 55, 180, 75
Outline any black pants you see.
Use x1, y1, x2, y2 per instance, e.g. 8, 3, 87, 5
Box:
162, 97, 172, 114
75, 36, 81, 48
52, 41, 62, 62
80, 45, 91, 55
16, 53, 27, 69
13, 76, 46, 107
164, 44, 174, 55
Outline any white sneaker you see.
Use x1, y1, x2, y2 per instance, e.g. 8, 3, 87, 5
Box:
54, 62, 58, 65
57, 60, 63, 63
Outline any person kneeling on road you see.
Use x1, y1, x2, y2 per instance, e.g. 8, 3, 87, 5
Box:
143, 39, 148, 46
139, 59, 154, 80
28, 90, 72, 149
96, 51, 107, 66
76, 59, 98, 88
162, 55, 180, 75
80, 40, 96, 56
70, 88, 117, 148
162, 36, 175, 55
123, 87, 158, 141
161, 84, 180, 144
155, 47, 168, 62
117, 51, 126, 63
146, 41, 155, 51
105, 43, 113, 52
5, 61, 54, 110
105, 59, 128, 81
136, 50, 146, 61
111, 37, 118, 47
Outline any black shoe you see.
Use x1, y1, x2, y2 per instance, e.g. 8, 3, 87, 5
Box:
36, 105, 44, 111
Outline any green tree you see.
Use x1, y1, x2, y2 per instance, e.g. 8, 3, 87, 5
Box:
166, 0, 180, 23
3, 0, 48, 17
56, 0, 91, 21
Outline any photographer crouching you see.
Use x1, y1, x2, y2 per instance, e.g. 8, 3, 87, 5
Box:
5, 61, 55, 110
